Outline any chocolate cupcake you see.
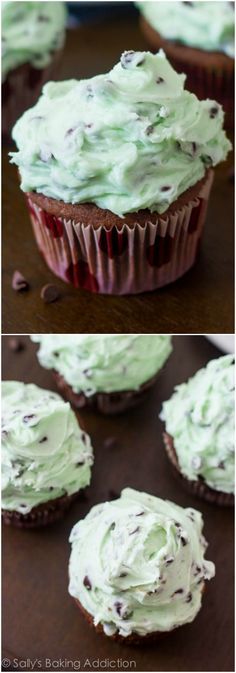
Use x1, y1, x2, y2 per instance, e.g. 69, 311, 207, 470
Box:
10, 50, 231, 294
31, 334, 172, 415
160, 354, 234, 505
68, 488, 215, 642
2, 1, 67, 141
2, 381, 93, 528
137, 1, 234, 127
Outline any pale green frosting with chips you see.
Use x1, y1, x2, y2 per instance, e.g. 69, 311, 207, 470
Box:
2, 1, 67, 80
137, 1, 234, 57
10, 50, 231, 216
68, 488, 215, 636
31, 334, 172, 395
160, 355, 235, 494
1, 381, 93, 514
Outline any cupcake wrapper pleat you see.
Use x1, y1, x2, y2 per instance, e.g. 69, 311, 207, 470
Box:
27, 169, 213, 295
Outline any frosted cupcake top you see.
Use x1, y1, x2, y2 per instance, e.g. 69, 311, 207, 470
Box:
68, 488, 215, 637
31, 334, 172, 395
1, 381, 93, 514
10, 50, 231, 217
160, 355, 235, 494
137, 2, 234, 57
2, 1, 67, 81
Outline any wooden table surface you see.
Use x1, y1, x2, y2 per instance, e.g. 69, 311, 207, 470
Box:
2, 18, 234, 335
2, 335, 234, 672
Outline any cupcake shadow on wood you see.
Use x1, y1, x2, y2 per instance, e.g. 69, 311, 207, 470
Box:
10, 50, 231, 294
31, 334, 172, 415
1, 381, 94, 528
160, 354, 235, 506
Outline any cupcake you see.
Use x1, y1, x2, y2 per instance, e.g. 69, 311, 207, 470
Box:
160, 354, 234, 506
10, 50, 231, 295
68, 488, 215, 642
2, 381, 93, 528
2, 1, 67, 141
31, 334, 172, 414
137, 1, 234, 126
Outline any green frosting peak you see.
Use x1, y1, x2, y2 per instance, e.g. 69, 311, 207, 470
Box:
2, 1, 67, 80
137, 2, 234, 57
69, 488, 215, 636
1, 381, 93, 513
31, 334, 172, 395
10, 50, 231, 216
160, 355, 235, 494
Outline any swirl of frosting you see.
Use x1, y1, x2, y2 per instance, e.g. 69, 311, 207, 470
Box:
1, 381, 93, 513
10, 50, 231, 216
69, 488, 215, 636
160, 355, 235, 493
31, 334, 172, 395
2, 1, 67, 81
137, 2, 234, 57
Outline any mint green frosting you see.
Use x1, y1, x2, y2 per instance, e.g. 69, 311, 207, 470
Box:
137, 2, 234, 57
1, 381, 93, 514
2, 1, 67, 81
69, 488, 215, 637
31, 335, 172, 395
10, 50, 231, 217
160, 355, 234, 494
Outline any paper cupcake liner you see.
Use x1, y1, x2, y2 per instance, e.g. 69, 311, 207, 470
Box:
2, 50, 62, 142
163, 432, 234, 507
26, 170, 213, 295
74, 598, 177, 644
2, 491, 79, 529
53, 370, 160, 415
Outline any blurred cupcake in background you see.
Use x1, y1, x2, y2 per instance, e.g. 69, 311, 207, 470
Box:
160, 354, 235, 506
137, 1, 234, 127
2, 1, 67, 141
68, 488, 215, 642
10, 51, 231, 294
1, 381, 93, 528
31, 334, 172, 414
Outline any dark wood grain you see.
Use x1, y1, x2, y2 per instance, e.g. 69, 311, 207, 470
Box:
2, 19, 234, 334
2, 335, 234, 672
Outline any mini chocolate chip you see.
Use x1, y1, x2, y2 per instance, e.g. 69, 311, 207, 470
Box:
161, 185, 171, 192
120, 572, 127, 577
175, 522, 181, 528
38, 15, 50, 21
186, 592, 192, 602
1, 430, 8, 438
83, 576, 92, 590
194, 565, 201, 575
23, 414, 36, 423
146, 124, 154, 135
156, 77, 164, 84
81, 433, 87, 443
12, 270, 29, 292
166, 557, 174, 565
76, 461, 85, 466
53, 351, 59, 357
120, 50, 135, 68
40, 284, 60, 304
114, 601, 123, 616
172, 588, 184, 595
136, 511, 145, 516
110, 522, 116, 530
129, 526, 140, 535
49, 486, 54, 491
39, 436, 47, 443
182, 1, 193, 5
209, 106, 219, 118
180, 536, 188, 546
84, 123, 93, 129
218, 460, 225, 469
192, 142, 197, 153
8, 337, 25, 352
